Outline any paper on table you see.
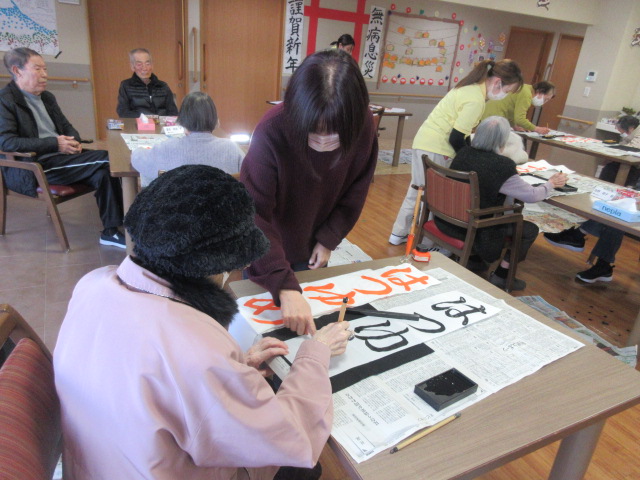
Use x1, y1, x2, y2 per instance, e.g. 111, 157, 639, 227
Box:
516, 160, 575, 175
327, 267, 584, 463
236, 263, 440, 334
269, 290, 501, 380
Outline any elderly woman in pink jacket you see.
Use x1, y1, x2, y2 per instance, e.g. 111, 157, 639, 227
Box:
54, 165, 350, 480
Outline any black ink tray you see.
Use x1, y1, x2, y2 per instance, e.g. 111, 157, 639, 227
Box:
414, 368, 478, 411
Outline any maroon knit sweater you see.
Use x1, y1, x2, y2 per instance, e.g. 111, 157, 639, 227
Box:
240, 103, 378, 303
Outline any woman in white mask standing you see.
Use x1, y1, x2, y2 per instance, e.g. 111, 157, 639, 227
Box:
389, 59, 523, 247
241, 49, 377, 336
482, 80, 556, 135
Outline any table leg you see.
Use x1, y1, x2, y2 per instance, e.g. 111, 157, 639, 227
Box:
121, 176, 138, 255
548, 420, 604, 480
614, 163, 631, 186
627, 308, 640, 347
528, 140, 539, 160
392, 116, 406, 167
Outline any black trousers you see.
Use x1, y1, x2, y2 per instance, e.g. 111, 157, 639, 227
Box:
273, 463, 322, 480
42, 150, 124, 230
474, 221, 539, 264
600, 162, 640, 187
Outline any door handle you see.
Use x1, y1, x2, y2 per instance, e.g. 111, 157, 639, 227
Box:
192, 27, 198, 83
178, 41, 184, 80
202, 43, 207, 84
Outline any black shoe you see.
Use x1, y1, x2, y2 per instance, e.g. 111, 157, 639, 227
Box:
488, 272, 526, 291
100, 231, 126, 249
543, 227, 585, 252
576, 260, 614, 283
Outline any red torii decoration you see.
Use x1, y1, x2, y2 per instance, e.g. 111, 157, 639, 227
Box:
304, 0, 370, 60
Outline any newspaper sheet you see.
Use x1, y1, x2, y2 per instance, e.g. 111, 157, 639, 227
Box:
237, 267, 583, 463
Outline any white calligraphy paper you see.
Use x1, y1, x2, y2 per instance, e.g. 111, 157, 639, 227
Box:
283, 0, 304, 74
236, 263, 440, 334
361, 6, 385, 79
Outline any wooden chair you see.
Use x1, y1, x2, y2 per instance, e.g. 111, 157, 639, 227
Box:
0, 304, 62, 480
416, 155, 524, 292
0, 151, 95, 252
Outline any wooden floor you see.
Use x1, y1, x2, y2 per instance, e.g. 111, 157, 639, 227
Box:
319, 170, 640, 480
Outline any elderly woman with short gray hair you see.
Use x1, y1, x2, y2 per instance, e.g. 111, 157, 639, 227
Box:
132, 91, 244, 187
434, 116, 568, 291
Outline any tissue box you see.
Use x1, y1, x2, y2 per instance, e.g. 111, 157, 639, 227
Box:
136, 118, 156, 131
593, 200, 640, 223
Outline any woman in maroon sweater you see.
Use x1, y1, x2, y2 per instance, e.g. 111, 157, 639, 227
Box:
241, 50, 378, 335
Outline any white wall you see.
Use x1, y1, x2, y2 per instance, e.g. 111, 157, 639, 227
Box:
565, 0, 640, 113
431, 0, 599, 25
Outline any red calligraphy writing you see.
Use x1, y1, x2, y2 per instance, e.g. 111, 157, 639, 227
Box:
243, 298, 280, 316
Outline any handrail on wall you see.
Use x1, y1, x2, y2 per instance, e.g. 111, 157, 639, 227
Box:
370, 92, 444, 100
0, 73, 89, 88
557, 115, 594, 126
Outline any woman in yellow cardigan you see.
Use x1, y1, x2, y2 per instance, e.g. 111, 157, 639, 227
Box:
389, 59, 523, 247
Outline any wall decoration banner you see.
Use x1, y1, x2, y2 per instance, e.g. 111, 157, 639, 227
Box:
379, 11, 461, 89
0, 0, 59, 55
361, 5, 385, 79
283, 0, 304, 74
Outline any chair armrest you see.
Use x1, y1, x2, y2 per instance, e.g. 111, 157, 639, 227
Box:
0, 151, 36, 159
0, 158, 44, 175
469, 202, 524, 217
473, 212, 524, 229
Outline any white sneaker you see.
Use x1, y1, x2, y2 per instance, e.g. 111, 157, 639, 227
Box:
388, 233, 408, 245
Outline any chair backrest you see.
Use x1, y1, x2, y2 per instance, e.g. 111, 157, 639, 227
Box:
422, 155, 480, 227
0, 304, 61, 480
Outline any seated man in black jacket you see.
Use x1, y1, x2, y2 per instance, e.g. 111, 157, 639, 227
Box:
116, 48, 179, 118
0, 47, 125, 248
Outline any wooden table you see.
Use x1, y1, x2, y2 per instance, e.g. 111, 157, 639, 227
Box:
105, 118, 144, 218
545, 191, 640, 346
380, 110, 413, 167
519, 133, 640, 186
105, 118, 247, 252
229, 255, 640, 480
105, 119, 153, 253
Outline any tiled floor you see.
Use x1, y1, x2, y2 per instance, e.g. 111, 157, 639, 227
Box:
0, 193, 126, 351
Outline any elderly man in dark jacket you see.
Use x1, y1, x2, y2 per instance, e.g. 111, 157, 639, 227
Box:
116, 48, 179, 118
0, 47, 125, 248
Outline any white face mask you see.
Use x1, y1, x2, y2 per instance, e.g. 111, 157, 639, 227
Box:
487, 80, 508, 101
531, 95, 545, 107
620, 132, 628, 138
308, 133, 340, 152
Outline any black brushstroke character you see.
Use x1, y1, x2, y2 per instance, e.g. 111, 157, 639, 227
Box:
431, 297, 487, 326
409, 312, 445, 333
354, 321, 409, 352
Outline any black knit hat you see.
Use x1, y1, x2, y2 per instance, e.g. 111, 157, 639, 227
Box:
124, 165, 269, 278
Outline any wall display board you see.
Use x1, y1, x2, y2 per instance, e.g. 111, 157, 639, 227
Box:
379, 11, 461, 89
0, 0, 59, 55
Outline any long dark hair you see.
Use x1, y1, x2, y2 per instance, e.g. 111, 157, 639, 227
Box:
456, 59, 523, 92
284, 49, 369, 161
